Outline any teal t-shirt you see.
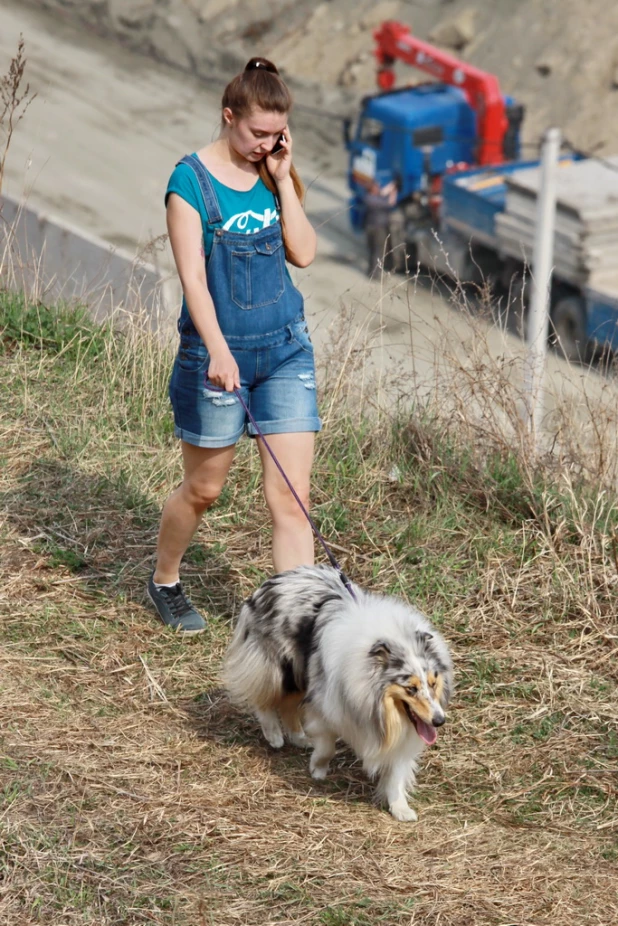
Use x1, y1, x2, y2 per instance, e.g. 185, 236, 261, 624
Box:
165, 156, 280, 257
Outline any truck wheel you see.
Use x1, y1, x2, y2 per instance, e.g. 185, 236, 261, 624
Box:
549, 296, 588, 362
461, 246, 501, 308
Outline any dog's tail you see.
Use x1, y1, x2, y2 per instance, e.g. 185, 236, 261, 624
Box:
222, 609, 283, 712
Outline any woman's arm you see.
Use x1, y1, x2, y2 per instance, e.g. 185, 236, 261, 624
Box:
167, 193, 240, 392
266, 130, 317, 269
275, 175, 317, 268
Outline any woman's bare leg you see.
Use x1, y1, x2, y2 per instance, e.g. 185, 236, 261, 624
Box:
258, 431, 315, 572
154, 441, 236, 584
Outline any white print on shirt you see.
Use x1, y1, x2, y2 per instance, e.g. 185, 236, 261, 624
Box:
222, 207, 279, 234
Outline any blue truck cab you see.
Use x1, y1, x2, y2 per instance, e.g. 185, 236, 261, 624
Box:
346, 84, 522, 232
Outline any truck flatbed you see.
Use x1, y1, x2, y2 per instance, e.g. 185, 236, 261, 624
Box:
440, 157, 579, 255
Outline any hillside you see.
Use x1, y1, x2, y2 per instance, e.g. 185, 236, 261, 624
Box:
24, 0, 618, 153
1, 291, 617, 926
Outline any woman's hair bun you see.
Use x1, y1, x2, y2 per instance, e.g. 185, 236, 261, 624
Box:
245, 57, 279, 75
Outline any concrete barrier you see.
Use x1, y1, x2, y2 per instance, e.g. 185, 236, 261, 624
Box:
0, 194, 178, 335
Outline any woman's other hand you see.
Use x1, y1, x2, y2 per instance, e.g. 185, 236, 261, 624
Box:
207, 346, 241, 394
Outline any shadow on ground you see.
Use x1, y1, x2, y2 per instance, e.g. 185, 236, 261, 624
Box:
1, 457, 240, 622
180, 685, 376, 811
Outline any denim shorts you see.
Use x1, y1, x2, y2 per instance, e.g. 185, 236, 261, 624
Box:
169, 317, 322, 448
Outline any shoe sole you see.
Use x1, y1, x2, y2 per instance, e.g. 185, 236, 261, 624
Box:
147, 589, 206, 636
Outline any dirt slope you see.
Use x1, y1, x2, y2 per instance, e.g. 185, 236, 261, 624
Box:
21, 0, 618, 154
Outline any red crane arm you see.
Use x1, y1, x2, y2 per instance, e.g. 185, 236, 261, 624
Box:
373, 21, 508, 166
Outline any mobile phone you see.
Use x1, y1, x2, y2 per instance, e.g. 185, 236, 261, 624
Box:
272, 133, 285, 154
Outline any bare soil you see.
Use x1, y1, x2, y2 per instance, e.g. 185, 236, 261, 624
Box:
21, 0, 618, 154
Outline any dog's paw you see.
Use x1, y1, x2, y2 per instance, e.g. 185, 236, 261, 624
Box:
309, 760, 329, 780
263, 730, 285, 749
256, 711, 285, 749
310, 766, 329, 780
288, 731, 311, 748
389, 802, 418, 823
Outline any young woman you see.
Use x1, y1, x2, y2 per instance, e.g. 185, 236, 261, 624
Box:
148, 58, 319, 634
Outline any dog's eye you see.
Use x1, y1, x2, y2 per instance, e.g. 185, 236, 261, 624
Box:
406, 686, 418, 696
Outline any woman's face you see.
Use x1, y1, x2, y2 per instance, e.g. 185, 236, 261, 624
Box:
223, 107, 288, 162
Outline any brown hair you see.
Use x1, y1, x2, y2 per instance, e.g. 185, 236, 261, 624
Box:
222, 57, 305, 211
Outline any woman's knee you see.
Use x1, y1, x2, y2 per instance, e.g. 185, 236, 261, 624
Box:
181, 476, 223, 512
264, 482, 311, 523
178, 443, 236, 512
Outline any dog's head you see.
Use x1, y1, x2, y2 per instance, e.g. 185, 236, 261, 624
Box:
369, 630, 452, 749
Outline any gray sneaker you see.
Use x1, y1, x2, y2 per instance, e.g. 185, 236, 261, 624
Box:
147, 572, 206, 635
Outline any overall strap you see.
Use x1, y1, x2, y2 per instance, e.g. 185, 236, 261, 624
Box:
176, 154, 223, 225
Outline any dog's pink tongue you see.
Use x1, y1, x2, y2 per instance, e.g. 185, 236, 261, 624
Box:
415, 718, 437, 746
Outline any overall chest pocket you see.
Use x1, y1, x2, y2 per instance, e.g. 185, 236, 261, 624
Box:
230, 239, 285, 310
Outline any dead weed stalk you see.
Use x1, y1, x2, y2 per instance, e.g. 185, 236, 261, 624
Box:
0, 36, 36, 195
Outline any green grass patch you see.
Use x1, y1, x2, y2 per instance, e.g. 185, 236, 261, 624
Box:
0, 289, 112, 359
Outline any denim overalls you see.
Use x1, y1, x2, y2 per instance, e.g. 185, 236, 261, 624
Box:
169, 154, 322, 448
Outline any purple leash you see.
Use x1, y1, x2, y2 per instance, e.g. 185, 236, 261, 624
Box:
204, 382, 357, 601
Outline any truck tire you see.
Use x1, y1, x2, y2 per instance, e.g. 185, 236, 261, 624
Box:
549, 295, 588, 362
461, 245, 502, 308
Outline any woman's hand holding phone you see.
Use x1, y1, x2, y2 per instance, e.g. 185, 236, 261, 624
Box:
266, 127, 292, 181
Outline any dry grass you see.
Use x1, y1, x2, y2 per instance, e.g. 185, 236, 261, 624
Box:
1, 286, 617, 926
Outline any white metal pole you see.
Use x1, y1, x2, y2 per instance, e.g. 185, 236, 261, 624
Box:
524, 127, 561, 447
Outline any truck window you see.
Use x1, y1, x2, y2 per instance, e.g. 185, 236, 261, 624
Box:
359, 117, 384, 148
412, 126, 444, 148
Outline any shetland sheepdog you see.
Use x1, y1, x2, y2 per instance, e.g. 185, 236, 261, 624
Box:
222, 565, 453, 821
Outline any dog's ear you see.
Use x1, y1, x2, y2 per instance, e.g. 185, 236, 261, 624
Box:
415, 631, 433, 649
369, 640, 392, 667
